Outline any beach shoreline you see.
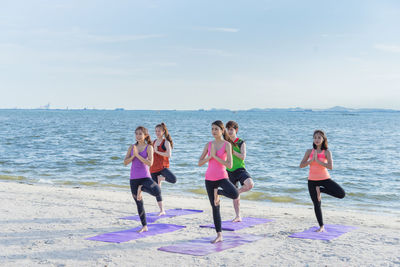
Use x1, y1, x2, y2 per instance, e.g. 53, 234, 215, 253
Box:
0, 181, 399, 266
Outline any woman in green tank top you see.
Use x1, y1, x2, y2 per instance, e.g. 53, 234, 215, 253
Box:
226, 121, 255, 222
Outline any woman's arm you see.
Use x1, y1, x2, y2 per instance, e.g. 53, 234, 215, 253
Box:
198, 143, 211, 166
154, 140, 172, 158
299, 149, 313, 168
315, 150, 333, 169
135, 145, 154, 167
123, 145, 135, 166
211, 142, 233, 169
232, 142, 246, 160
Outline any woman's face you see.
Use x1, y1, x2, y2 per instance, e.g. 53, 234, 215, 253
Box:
135, 130, 145, 142
211, 125, 223, 138
155, 127, 164, 139
313, 133, 324, 147
227, 127, 237, 139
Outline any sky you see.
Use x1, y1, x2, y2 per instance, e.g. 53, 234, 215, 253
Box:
0, 0, 399, 110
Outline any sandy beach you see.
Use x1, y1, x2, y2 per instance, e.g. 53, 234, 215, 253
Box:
0, 181, 399, 266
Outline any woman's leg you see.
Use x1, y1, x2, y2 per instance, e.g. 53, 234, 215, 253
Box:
130, 179, 147, 227
205, 180, 222, 233
159, 168, 177, 184
308, 180, 324, 228
141, 178, 164, 215
217, 179, 239, 200
320, 179, 345, 199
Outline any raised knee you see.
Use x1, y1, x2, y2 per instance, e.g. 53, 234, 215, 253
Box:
248, 181, 254, 189
339, 191, 345, 199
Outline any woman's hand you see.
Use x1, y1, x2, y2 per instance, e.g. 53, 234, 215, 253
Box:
133, 145, 139, 157
312, 149, 317, 162
210, 143, 216, 158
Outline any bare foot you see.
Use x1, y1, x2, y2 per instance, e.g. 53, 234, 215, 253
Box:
157, 175, 165, 186
316, 186, 321, 202
232, 216, 242, 222
158, 210, 166, 216
211, 234, 223, 243
136, 185, 143, 201
137, 225, 148, 233
214, 189, 220, 206
315, 225, 325, 232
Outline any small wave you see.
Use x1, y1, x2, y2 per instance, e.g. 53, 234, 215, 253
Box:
347, 192, 367, 197
0, 175, 26, 181
105, 174, 123, 179
79, 181, 101, 186
189, 188, 207, 195
38, 179, 54, 184
242, 192, 297, 203
110, 156, 120, 160
103, 183, 129, 189
75, 159, 98, 165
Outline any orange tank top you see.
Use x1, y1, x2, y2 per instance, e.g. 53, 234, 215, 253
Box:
308, 149, 331, 181
150, 139, 169, 173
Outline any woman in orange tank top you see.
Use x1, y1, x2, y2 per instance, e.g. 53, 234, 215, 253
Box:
300, 130, 345, 232
141, 123, 176, 216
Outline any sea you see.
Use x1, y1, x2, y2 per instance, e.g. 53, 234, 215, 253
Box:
1, 109, 399, 215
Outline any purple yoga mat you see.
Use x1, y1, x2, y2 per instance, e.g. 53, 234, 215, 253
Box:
86, 224, 185, 243
200, 217, 274, 231
289, 224, 357, 241
158, 233, 264, 256
120, 208, 203, 223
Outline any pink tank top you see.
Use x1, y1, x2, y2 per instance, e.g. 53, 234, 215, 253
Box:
130, 145, 151, 179
205, 141, 228, 181
308, 149, 331, 181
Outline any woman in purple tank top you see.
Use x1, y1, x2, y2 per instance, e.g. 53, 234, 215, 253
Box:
124, 126, 163, 233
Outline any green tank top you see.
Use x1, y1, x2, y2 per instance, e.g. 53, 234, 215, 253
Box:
227, 138, 246, 172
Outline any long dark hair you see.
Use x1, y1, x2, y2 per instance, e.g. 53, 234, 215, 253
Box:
212, 120, 234, 147
313, 129, 328, 150
156, 122, 173, 149
135, 126, 152, 145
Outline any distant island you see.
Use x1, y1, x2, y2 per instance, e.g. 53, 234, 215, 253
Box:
1, 106, 399, 112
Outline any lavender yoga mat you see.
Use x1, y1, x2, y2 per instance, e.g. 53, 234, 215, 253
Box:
289, 224, 357, 241
120, 208, 203, 223
158, 233, 264, 256
200, 217, 274, 231
86, 224, 185, 243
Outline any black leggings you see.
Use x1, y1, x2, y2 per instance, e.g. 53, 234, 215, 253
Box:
149, 168, 177, 202
308, 179, 345, 226
205, 179, 239, 232
130, 178, 162, 226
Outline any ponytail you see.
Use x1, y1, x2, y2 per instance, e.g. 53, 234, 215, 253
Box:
156, 122, 173, 149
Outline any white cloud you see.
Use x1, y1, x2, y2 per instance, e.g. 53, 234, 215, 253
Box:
187, 48, 232, 57
205, 27, 239, 33
85, 34, 165, 43
374, 44, 400, 53
197, 27, 239, 33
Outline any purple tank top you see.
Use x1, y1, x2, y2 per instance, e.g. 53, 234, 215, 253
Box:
130, 144, 151, 179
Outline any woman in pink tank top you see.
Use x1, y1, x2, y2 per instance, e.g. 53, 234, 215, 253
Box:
300, 130, 345, 232
123, 126, 163, 233
198, 120, 239, 243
